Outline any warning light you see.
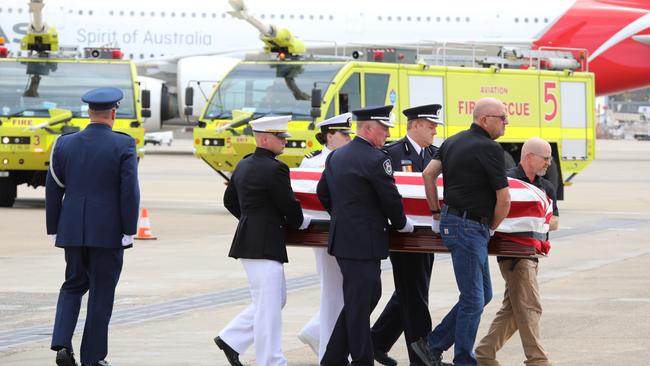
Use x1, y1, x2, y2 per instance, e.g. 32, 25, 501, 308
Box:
195, 138, 201, 145
112, 49, 124, 59
373, 50, 385, 61
398, 53, 405, 60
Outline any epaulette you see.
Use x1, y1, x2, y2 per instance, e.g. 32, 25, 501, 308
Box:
304, 149, 322, 159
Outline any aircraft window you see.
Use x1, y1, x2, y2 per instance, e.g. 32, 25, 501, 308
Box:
150, 54, 154, 58
109, 10, 114, 16
150, 11, 155, 17
387, 16, 392, 21
397, 16, 402, 22
416, 16, 421, 22
280, 14, 285, 19
300, 14, 304, 19
68, 9, 73, 14
435, 16, 440, 22
319, 15, 324, 20
89, 10, 93, 15
129, 53, 133, 59
289, 14, 294, 19
407, 16, 412, 21
119, 11, 124, 16
191, 12, 196, 18
544, 18, 548, 23
181, 12, 186, 17
466, 17, 470, 22
364, 73, 390, 107
514, 17, 519, 23
141, 11, 146, 16
129, 11, 134, 16
161, 12, 166, 17
78, 10, 83, 15
524, 17, 529, 23
446, 16, 451, 22
0, 8, 3, 13
310, 14, 314, 20
261, 14, 265, 19
140, 54, 144, 59
329, 15, 334, 20
534, 17, 538, 23
270, 14, 275, 19
378, 16, 382, 21
456, 17, 460, 22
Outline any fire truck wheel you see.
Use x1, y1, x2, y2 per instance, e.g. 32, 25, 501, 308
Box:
0, 177, 17, 207
503, 150, 516, 169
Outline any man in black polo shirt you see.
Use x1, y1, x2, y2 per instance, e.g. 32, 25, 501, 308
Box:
411, 97, 511, 366
475, 137, 559, 366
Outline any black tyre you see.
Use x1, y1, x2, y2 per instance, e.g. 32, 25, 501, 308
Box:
0, 177, 17, 207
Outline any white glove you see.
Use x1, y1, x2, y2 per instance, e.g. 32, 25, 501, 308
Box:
49, 234, 56, 243
489, 229, 496, 237
398, 217, 415, 233
299, 214, 312, 230
122, 234, 135, 247
431, 219, 440, 234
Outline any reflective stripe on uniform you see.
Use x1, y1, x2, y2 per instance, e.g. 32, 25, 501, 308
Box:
49, 137, 65, 188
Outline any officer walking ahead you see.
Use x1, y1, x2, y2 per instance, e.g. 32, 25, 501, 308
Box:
46, 87, 140, 366
297, 113, 353, 361
216, 116, 308, 366
475, 137, 559, 366
412, 97, 511, 366
371, 104, 444, 366
317, 105, 415, 366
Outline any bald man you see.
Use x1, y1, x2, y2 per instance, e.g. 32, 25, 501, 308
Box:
412, 98, 511, 366
475, 137, 558, 366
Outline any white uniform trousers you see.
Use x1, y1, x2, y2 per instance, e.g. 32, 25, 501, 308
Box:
219, 258, 287, 366
299, 247, 344, 362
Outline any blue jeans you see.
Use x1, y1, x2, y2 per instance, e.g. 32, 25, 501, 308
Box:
427, 207, 493, 366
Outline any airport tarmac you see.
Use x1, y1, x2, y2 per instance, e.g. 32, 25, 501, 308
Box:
1, 139, 649, 366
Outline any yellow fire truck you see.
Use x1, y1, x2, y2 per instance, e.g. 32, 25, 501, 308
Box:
0, 0, 148, 207
191, 6, 595, 199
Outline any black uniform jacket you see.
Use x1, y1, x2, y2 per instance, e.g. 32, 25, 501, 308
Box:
384, 136, 438, 173
317, 137, 407, 260
223, 147, 304, 263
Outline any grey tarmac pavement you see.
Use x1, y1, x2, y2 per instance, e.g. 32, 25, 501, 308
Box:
1, 139, 649, 366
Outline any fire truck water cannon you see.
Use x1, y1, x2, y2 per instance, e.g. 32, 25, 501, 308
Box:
227, 0, 305, 57
20, 0, 59, 53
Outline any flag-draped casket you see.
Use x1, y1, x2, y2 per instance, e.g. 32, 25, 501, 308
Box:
287, 169, 552, 257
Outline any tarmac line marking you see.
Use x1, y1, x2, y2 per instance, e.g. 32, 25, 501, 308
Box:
0, 218, 647, 351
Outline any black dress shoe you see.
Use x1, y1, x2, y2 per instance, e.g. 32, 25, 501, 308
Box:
214, 336, 244, 366
82, 360, 112, 366
55, 348, 78, 366
373, 347, 397, 366
409, 338, 451, 366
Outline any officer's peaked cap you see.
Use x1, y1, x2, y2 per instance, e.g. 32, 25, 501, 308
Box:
316, 112, 353, 134
81, 87, 123, 111
403, 104, 444, 125
352, 105, 394, 127
250, 115, 292, 138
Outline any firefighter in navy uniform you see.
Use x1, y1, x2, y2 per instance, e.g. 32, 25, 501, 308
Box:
297, 113, 353, 362
371, 104, 444, 366
317, 105, 415, 366
46, 87, 140, 366
216, 116, 309, 366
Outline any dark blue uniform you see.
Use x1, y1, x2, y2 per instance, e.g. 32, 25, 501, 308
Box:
317, 136, 407, 365
46, 90, 139, 365
372, 137, 438, 364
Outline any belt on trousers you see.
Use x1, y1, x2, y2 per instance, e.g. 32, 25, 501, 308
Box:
445, 206, 490, 225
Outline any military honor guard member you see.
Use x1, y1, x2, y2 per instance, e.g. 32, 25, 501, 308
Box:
317, 105, 415, 366
412, 97, 511, 366
47, 87, 140, 366
371, 104, 444, 365
216, 116, 309, 366
297, 113, 353, 361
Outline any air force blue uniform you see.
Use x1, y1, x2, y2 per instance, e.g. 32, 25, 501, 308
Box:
46, 87, 140, 365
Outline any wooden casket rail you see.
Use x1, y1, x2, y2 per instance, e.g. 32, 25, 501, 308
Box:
287, 220, 542, 258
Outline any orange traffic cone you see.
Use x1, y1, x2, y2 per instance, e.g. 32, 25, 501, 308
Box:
135, 208, 157, 240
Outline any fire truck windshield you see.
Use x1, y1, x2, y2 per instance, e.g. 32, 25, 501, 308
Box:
204, 63, 343, 120
0, 61, 136, 118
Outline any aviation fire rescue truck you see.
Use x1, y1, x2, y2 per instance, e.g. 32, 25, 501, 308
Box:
190, 4, 595, 199
0, 0, 149, 207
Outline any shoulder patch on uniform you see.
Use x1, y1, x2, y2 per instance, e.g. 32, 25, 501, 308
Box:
304, 149, 322, 159
383, 158, 393, 176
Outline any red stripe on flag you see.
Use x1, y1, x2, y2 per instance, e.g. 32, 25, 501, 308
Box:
296, 192, 325, 211
507, 201, 548, 218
